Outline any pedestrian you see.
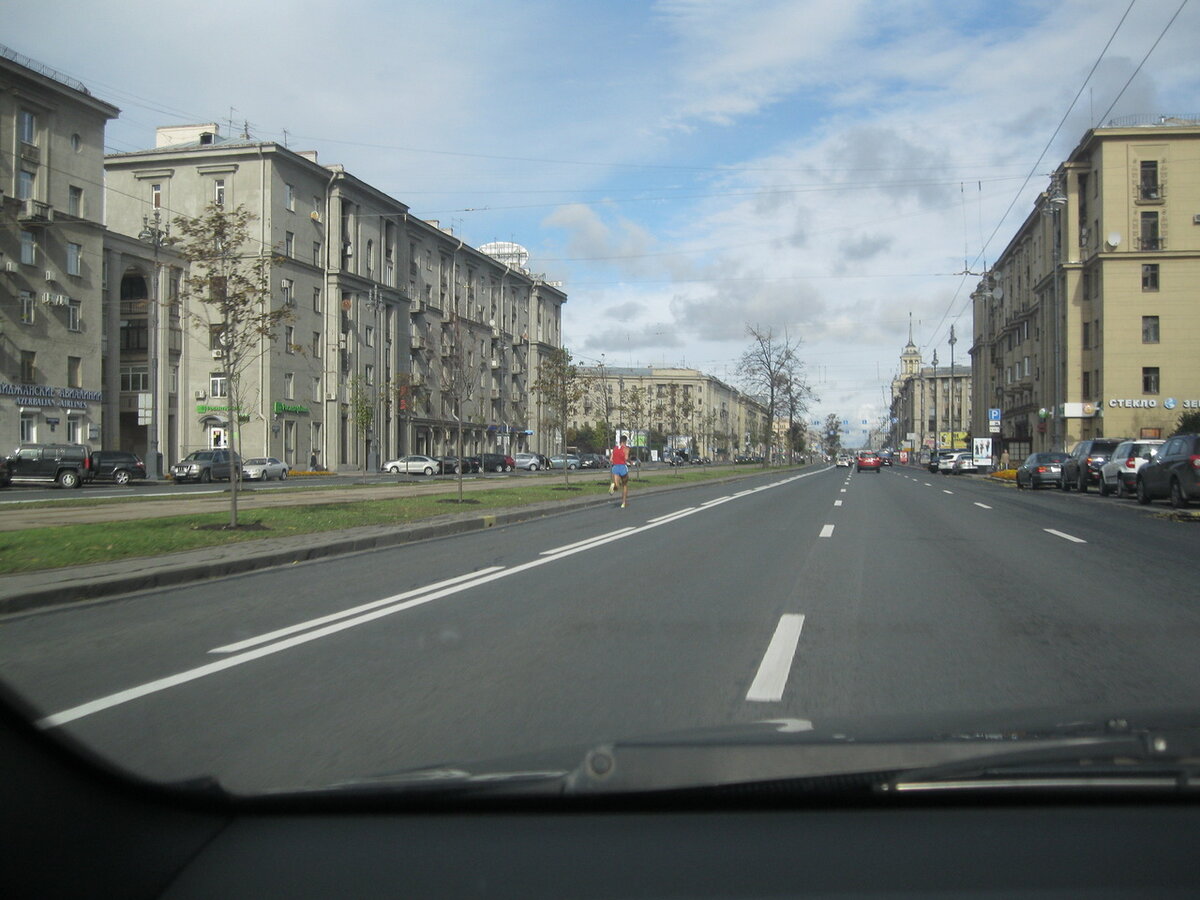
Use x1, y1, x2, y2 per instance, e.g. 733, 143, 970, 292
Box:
310, 451, 318, 471
609, 435, 631, 508
1000, 448, 1010, 471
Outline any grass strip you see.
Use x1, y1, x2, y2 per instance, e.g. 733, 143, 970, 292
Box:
0, 466, 782, 574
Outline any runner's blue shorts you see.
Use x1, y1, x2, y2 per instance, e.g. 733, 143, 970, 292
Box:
612, 464, 629, 478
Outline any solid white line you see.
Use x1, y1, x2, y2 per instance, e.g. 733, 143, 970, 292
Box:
1045, 528, 1087, 544
819, 524, 835, 538
209, 567, 505, 653
943, 489, 954, 494
540, 528, 636, 556
974, 502, 992, 509
648, 507, 696, 523
834, 500, 843, 507
746, 614, 805, 702
701, 495, 733, 506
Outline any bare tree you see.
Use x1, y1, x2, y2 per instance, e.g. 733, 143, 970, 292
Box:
737, 325, 808, 466
173, 202, 292, 528
533, 347, 586, 485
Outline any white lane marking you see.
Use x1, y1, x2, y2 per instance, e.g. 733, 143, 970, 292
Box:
701, 495, 734, 506
210, 567, 505, 654
924, 482, 933, 486
834, 500, 843, 507
1045, 528, 1087, 544
647, 507, 697, 523
839, 488, 847, 493
943, 489, 954, 494
974, 502, 992, 509
819, 524, 835, 538
746, 614, 805, 702
41, 467, 838, 729
540, 528, 636, 556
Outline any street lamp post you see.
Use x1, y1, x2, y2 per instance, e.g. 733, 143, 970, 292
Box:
948, 324, 957, 450
138, 210, 168, 480
931, 349, 939, 456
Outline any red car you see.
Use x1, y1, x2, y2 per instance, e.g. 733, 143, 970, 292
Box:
856, 451, 882, 473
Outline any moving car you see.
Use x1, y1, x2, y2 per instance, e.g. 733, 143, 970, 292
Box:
90, 450, 148, 485
1135, 433, 1200, 509
1060, 438, 1128, 493
242, 457, 289, 481
855, 451, 882, 473
171, 449, 241, 483
381, 454, 439, 475
1098, 440, 1164, 498
1015, 451, 1070, 490
4, 442, 95, 488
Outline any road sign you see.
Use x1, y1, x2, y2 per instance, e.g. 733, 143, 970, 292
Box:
988, 408, 1001, 421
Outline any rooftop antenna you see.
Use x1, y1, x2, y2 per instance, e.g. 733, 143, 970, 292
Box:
282, 128, 290, 148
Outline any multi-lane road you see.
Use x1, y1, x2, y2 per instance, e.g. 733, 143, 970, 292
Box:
1, 464, 1196, 794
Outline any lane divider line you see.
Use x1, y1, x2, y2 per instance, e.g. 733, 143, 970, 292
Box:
746, 614, 806, 702
540, 528, 637, 556
1045, 528, 1087, 544
974, 502, 992, 509
819, 524, 835, 538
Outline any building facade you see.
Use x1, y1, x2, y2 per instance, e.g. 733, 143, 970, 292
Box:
970, 117, 1200, 458
889, 326, 973, 456
1, 47, 118, 448
572, 365, 769, 459
105, 124, 565, 471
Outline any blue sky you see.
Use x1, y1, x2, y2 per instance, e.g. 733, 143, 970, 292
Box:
8, 0, 1198, 443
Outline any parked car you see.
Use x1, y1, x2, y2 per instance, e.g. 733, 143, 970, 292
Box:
5, 443, 96, 488
927, 451, 956, 473
952, 453, 978, 474
90, 450, 147, 485
170, 449, 241, 483
1136, 433, 1200, 509
1098, 439, 1164, 498
937, 451, 964, 474
549, 454, 581, 470
242, 457, 289, 481
381, 454, 440, 475
512, 452, 543, 471
1015, 451, 1070, 490
0, 455, 9, 488
479, 453, 514, 473
1060, 438, 1128, 493
855, 451, 882, 473
577, 453, 607, 469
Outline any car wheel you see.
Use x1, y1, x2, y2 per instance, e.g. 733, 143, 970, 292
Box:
1117, 478, 1130, 499
57, 469, 81, 489
1136, 477, 1151, 505
200, 469, 212, 484
113, 469, 131, 486
280, 471, 287, 481
1060, 475, 1071, 491
1077, 474, 1088, 494
388, 465, 400, 474
1098, 478, 1110, 497
1169, 479, 1190, 509
423, 466, 434, 476
505, 465, 513, 472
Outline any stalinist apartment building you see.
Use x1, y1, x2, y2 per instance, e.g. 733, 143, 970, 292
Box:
971, 117, 1200, 459
105, 124, 566, 471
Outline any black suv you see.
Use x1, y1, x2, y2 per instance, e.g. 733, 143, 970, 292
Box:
5, 443, 95, 488
1060, 438, 1128, 493
1136, 433, 1200, 509
91, 450, 148, 485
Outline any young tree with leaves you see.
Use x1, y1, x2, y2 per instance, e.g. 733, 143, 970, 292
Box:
533, 347, 586, 485
173, 202, 293, 528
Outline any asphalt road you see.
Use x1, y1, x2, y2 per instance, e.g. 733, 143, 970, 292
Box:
1, 464, 1197, 793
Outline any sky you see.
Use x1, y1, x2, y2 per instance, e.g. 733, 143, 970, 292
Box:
7, 0, 1198, 445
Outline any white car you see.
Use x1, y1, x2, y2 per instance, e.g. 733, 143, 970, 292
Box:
382, 454, 440, 475
951, 452, 978, 474
835, 454, 852, 467
1098, 439, 1164, 497
938, 451, 967, 473
242, 457, 289, 480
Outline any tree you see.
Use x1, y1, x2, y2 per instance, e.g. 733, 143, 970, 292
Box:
738, 325, 809, 466
348, 375, 375, 473
533, 347, 586, 485
1173, 411, 1200, 436
822, 414, 844, 455
442, 313, 483, 502
173, 202, 292, 528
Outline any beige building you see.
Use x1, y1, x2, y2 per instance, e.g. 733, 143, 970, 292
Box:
970, 117, 1200, 459
573, 365, 768, 459
105, 125, 565, 470
889, 325, 973, 455
1, 47, 118, 448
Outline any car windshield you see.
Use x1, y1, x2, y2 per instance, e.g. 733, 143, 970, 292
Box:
1, 5, 1198, 807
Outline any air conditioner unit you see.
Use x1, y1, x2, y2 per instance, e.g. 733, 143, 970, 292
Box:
194, 390, 207, 400
3, 261, 18, 273
52, 293, 70, 306
211, 349, 224, 359
326, 390, 339, 401
45, 270, 56, 283
39, 292, 55, 304
1193, 214, 1200, 225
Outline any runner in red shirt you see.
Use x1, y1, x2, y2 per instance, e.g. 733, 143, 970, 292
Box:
610, 435, 630, 508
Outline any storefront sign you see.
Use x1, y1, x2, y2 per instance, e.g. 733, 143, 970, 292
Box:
272, 401, 310, 416
0, 382, 102, 408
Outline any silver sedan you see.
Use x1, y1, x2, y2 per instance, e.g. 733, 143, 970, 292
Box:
382, 454, 440, 476
242, 457, 289, 480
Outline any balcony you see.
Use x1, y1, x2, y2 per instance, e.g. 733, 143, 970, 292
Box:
1137, 183, 1164, 203
17, 199, 53, 227
1138, 236, 1163, 251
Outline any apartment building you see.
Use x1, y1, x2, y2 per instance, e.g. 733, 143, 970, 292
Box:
105, 125, 565, 471
889, 327, 973, 454
1, 46, 118, 448
970, 117, 1200, 458
573, 365, 768, 459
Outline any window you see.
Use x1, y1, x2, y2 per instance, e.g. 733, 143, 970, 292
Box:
20, 231, 36, 265
19, 110, 36, 144
1142, 367, 1160, 395
67, 357, 82, 388
365, 326, 374, 348
1142, 316, 1160, 344
210, 373, 228, 398
365, 239, 374, 275
312, 376, 322, 403
281, 278, 294, 306
67, 243, 82, 277
68, 301, 81, 332
213, 179, 226, 206
285, 232, 295, 258
313, 242, 322, 266
69, 186, 83, 217
285, 325, 295, 353
1139, 160, 1159, 200
120, 320, 148, 351
151, 183, 162, 209
20, 292, 35, 325
17, 170, 35, 201
364, 364, 374, 386
1142, 264, 1159, 291
285, 184, 295, 211
120, 366, 149, 392
1082, 371, 1091, 398
1139, 211, 1160, 251
312, 287, 322, 312
1082, 322, 1090, 350
20, 414, 36, 442
66, 417, 81, 443
312, 332, 321, 358
284, 372, 295, 400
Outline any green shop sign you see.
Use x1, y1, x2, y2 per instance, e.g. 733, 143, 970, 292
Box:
273, 401, 311, 416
